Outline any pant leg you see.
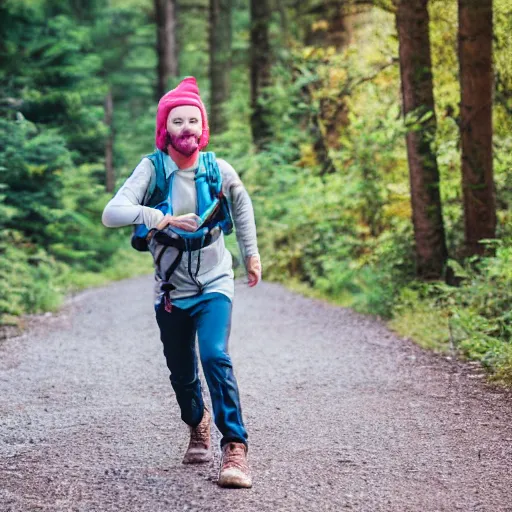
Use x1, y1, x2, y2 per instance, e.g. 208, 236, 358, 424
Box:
155, 300, 204, 427
190, 293, 248, 447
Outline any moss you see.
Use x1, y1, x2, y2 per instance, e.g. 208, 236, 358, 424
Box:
388, 305, 451, 352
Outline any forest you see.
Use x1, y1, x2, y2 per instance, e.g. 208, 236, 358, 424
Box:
1, 0, 511, 383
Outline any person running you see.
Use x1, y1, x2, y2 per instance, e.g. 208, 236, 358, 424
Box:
102, 76, 261, 488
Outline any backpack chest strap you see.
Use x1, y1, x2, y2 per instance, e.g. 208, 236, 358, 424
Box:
152, 226, 221, 251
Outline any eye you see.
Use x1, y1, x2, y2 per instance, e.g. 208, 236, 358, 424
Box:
190, 118, 198, 124
173, 119, 182, 124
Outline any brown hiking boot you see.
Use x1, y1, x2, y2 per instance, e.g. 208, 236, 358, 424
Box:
217, 442, 252, 488
182, 408, 212, 464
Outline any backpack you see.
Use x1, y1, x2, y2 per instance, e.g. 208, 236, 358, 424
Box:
131, 150, 233, 252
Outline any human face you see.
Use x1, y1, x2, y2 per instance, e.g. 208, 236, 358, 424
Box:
167, 105, 202, 150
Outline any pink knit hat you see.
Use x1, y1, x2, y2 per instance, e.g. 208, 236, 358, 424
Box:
155, 76, 209, 152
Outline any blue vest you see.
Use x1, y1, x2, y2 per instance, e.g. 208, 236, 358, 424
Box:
131, 150, 233, 251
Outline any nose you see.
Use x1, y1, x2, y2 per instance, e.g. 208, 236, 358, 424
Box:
184, 121, 200, 134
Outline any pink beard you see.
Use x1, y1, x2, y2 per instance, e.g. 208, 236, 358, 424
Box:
168, 131, 199, 157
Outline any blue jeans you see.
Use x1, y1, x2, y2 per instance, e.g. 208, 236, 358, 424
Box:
155, 293, 248, 447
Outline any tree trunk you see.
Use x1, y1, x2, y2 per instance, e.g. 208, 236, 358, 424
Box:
250, 0, 272, 149
459, 0, 496, 256
305, 1, 355, 50
209, 0, 232, 134
395, 0, 447, 279
155, 0, 178, 100
319, 94, 350, 150
104, 88, 115, 194
276, 0, 289, 45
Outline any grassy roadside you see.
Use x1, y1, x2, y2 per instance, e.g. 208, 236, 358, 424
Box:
284, 277, 512, 387
0, 234, 243, 338
2, 236, 510, 388
0, 246, 153, 339
389, 304, 512, 386
62, 248, 154, 294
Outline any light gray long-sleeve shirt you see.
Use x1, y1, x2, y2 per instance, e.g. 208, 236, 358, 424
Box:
102, 152, 258, 305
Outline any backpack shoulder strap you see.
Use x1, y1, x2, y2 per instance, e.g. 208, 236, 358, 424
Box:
142, 161, 156, 205
144, 150, 169, 206
200, 151, 234, 236
201, 151, 222, 198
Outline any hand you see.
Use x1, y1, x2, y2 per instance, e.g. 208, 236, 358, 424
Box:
246, 254, 262, 287
156, 213, 201, 232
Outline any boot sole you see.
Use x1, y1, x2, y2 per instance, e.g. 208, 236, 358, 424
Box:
217, 469, 252, 488
182, 451, 213, 464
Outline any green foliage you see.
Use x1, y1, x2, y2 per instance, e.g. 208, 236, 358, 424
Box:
219, 3, 512, 382
494, 0, 512, 138
0, 0, 156, 326
47, 162, 126, 270
226, 33, 415, 319
1, 5, 106, 162
1, 0, 511, 385
442, 243, 512, 365
0, 114, 140, 322
389, 297, 451, 352
391, 240, 512, 380
0, 118, 69, 246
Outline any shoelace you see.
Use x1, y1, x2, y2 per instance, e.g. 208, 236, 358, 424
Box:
222, 444, 248, 471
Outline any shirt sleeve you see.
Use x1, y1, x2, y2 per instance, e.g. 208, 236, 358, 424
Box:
217, 158, 259, 262
101, 157, 165, 230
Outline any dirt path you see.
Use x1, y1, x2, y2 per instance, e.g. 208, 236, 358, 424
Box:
1, 276, 511, 511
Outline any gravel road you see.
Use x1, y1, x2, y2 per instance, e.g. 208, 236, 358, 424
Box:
1, 276, 511, 512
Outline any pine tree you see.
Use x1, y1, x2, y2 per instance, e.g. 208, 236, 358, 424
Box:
250, 0, 272, 149
209, 0, 233, 134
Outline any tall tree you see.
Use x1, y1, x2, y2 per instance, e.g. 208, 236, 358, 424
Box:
250, 0, 272, 149
304, 0, 356, 50
395, 0, 447, 279
155, 0, 178, 99
458, 0, 496, 256
209, 0, 232, 134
